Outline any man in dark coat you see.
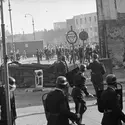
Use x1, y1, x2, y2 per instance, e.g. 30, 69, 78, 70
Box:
72, 65, 88, 124
45, 76, 80, 125
100, 74, 125, 125
55, 56, 68, 77
74, 64, 94, 97
78, 45, 83, 63
0, 77, 17, 125
87, 54, 106, 96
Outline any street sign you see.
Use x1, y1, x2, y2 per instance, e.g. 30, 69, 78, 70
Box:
66, 27, 78, 44
66, 26, 77, 65
79, 30, 88, 63
79, 30, 88, 41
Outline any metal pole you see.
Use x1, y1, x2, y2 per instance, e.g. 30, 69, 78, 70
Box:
0, 1, 12, 125
8, 0, 16, 61
0, 43, 3, 64
32, 18, 35, 40
72, 44, 75, 65
25, 14, 35, 40
82, 40, 85, 63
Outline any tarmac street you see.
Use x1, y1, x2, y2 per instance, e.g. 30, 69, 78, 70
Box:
15, 99, 125, 125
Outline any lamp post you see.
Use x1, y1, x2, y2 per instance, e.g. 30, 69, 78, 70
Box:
8, 0, 16, 61
0, 0, 12, 125
25, 13, 36, 40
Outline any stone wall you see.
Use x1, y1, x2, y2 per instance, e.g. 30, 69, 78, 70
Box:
106, 19, 125, 66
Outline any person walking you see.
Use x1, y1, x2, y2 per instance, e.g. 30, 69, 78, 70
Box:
87, 54, 106, 97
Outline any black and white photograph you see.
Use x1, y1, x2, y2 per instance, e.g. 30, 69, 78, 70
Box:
0, 0, 125, 125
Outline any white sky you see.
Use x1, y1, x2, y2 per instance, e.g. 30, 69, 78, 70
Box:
3, 0, 96, 34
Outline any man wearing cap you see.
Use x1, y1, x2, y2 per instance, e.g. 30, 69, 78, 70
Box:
45, 76, 80, 125
87, 53, 106, 97
100, 74, 125, 125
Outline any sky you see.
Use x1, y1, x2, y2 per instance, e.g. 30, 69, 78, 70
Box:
3, 0, 96, 34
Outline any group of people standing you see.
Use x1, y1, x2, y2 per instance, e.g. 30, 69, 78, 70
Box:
35, 43, 99, 64
55, 44, 99, 64
44, 53, 125, 125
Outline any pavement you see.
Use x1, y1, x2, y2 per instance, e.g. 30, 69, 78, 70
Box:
15, 97, 125, 125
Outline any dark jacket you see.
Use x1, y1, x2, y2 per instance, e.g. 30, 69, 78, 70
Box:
55, 61, 68, 76
74, 72, 86, 86
45, 89, 78, 125
0, 86, 17, 125
72, 86, 86, 114
87, 60, 106, 84
101, 87, 125, 125
66, 67, 79, 87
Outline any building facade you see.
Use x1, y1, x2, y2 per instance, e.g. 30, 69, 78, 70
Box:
7, 40, 44, 57
66, 18, 76, 30
53, 22, 66, 30
73, 12, 98, 43
53, 12, 99, 44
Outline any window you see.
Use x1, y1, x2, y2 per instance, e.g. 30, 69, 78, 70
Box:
85, 28, 88, 32
94, 16, 96, 22
80, 18, 82, 25
25, 44, 28, 48
90, 27, 92, 30
76, 19, 78, 25
94, 27, 98, 32
89, 17, 91, 22
85, 17, 87, 23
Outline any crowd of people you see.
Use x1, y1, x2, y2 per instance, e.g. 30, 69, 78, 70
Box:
8, 43, 99, 64
35, 43, 100, 63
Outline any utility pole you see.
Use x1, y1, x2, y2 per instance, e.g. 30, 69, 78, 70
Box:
25, 14, 36, 40
0, 0, 12, 125
32, 18, 35, 40
8, 0, 16, 61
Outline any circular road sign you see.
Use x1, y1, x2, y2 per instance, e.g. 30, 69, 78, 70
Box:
79, 30, 88, 41
66, 30, 78, 44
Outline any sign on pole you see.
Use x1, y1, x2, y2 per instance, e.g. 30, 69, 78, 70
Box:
79, 30, 88, 41
79, 30, 88, 63
66, 26, 78, 65
66, 26, 78, 44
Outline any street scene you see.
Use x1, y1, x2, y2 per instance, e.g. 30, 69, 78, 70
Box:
0, 0, 125, 125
